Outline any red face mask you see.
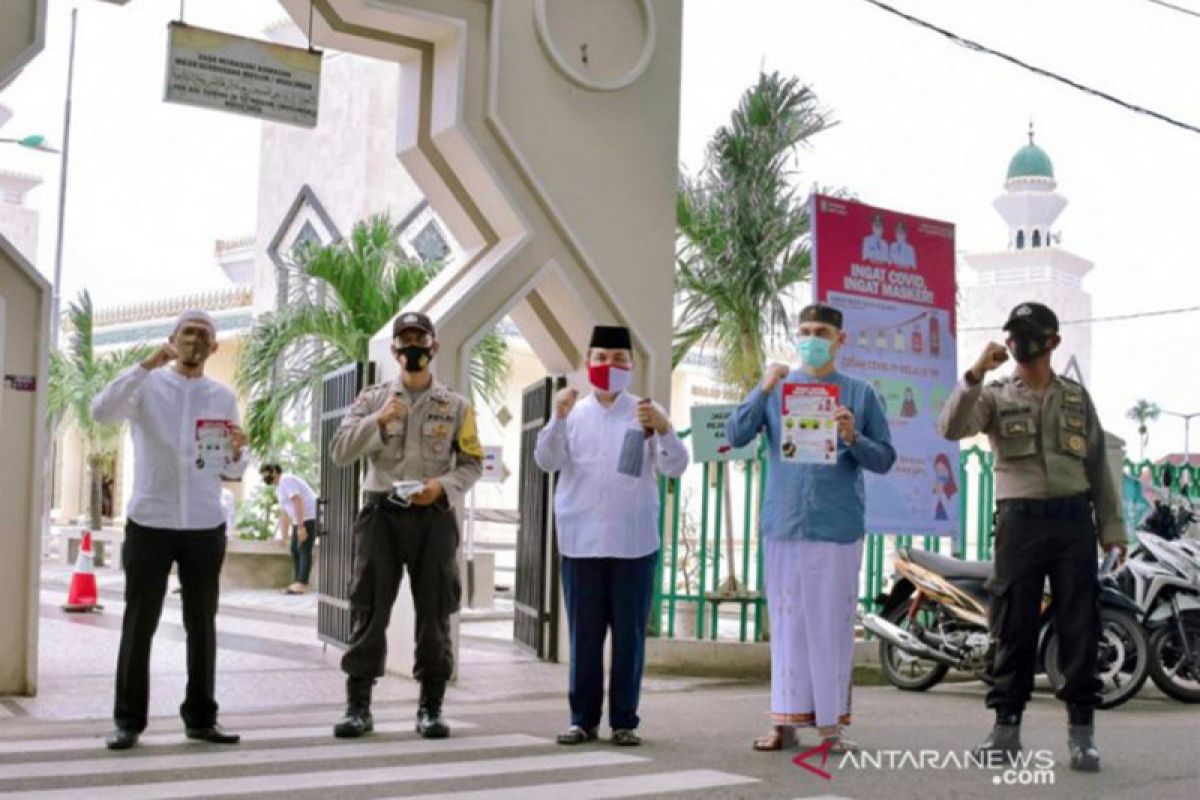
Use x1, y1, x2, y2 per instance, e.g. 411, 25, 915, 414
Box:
588, 363, 633, 393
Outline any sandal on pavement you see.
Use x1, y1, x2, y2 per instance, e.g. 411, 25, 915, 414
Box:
752, 725, 797, 752
822, 729, 861, 755
556, 725, 598, 745
611, 729, 642, 746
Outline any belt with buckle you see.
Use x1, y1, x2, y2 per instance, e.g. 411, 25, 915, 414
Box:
997, 494, 1091, 518
363, 490, 442, 513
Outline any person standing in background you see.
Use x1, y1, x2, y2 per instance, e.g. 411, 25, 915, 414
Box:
260, 464, 318, 594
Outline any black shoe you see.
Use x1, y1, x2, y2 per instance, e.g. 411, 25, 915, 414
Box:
105, 728, 139, 750
556, 725, 599, 745
416, 680, 450, 739
417, 708, 450, 739
1068, 724, 1101, 772
973, 723, 1022, 765
334, 709, 374, 738
185, 724, 240, 744
334, 676, 375, 738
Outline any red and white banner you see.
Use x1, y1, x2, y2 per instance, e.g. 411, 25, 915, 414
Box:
811, 195, 960, 539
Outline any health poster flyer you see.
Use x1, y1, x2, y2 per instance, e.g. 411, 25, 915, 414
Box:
811, 194, 960, 539
780, 383, 840, 465
195, 419, 234, 475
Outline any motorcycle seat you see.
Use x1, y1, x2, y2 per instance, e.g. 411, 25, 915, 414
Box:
953, 578, 992, 603
907, 548, 994, 581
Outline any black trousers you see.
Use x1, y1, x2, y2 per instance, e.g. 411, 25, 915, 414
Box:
340, 499, 461, 684
986, 497, 1102, 714
115, 519, 226, 733
291, 519, 316, 584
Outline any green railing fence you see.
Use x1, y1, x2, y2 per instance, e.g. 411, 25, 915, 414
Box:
651, 432, 1194, 642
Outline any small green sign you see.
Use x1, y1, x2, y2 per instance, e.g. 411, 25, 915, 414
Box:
690, 404, 758, 463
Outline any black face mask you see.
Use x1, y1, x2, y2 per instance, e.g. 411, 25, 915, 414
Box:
1009, 332, 1051, 364
398, 344, 433, 373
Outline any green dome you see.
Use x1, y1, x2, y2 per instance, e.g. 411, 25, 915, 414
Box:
1006, 143, 1054, 180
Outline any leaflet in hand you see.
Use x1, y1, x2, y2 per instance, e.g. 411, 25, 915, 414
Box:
780, 383, 840, 464
195, 419, 234, 475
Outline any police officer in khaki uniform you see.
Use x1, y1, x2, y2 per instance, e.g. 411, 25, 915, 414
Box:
329, 312, 483, 740
939, 302, 1125, 773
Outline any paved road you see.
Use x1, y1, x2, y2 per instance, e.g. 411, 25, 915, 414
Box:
3, 580, 1197, 798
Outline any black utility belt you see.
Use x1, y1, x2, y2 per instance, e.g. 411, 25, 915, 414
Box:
363, 491, 449, 514
997, 494, 1091, 518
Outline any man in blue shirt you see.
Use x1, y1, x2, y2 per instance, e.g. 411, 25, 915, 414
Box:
727, 303, 895, 754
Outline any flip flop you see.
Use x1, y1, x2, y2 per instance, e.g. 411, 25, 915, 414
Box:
611, 729, 642, 747
752, 726, 797, 751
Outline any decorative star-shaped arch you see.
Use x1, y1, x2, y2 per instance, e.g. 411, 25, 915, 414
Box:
275, 0, 682, 401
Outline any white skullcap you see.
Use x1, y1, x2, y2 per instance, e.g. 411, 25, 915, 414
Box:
174, 309, 217, 335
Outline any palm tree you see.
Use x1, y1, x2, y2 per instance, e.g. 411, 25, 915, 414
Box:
674, 71, 836, 595
237, 213, 510, 454
48, 291, 153, 531
1126, 399, 1161, 461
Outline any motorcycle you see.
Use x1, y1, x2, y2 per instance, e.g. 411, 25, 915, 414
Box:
1118, 498, 1200, 703
862, 545, 1149, 709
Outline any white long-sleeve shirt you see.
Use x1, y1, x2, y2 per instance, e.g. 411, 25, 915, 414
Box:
534, 392, 689, 558
92, 365, 247, 530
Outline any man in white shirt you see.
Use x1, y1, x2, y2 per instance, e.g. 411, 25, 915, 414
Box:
260, 464, 318, 594
92, 309, 247, 750
535, 325, 689, 747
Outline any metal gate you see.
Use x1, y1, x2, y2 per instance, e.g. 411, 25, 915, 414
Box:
317, 361, 374, 648
513, 376, 563, 660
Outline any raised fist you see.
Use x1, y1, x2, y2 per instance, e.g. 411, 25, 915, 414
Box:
376, 395, 408, 427
554, 387, 580, 420
970, 342, 1009, 383
762, 362, 790, 392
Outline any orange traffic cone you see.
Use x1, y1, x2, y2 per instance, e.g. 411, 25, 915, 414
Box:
62, 530, 103, 613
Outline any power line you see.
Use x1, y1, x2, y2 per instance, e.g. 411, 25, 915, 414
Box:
1144, 0, 1200, 20
857, 0, 1200, 137
960, 305, 1200, 332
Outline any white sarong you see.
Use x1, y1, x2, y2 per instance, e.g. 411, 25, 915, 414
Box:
764, 536, 864, 728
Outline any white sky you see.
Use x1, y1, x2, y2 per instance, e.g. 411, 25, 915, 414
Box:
2, 0, 1198, 458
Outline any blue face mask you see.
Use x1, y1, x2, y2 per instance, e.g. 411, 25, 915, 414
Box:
795, 335, 833, 368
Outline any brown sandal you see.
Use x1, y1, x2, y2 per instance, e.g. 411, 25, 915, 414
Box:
752, 725, 797, 751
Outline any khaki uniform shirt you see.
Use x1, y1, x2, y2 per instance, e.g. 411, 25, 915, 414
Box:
330, 377, 484, 512
938, 372, 1125, 546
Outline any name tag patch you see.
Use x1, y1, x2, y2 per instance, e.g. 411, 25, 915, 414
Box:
1002, 419, 1034, 437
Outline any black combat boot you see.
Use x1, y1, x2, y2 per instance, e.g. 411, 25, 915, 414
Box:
416, 681, 450, 739
973, 710, 1023, 765
333, 677, 375, 738
1067, 704, 1101, 772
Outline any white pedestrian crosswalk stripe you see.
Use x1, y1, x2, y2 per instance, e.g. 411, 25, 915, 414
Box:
0, 752, 648, 800
0, 719, 479, 755
0, 710, 760, 799
0, 734, 545, 780
397, 770, 762, 799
